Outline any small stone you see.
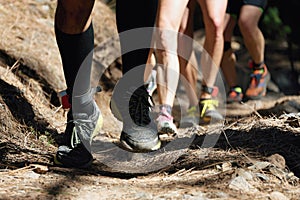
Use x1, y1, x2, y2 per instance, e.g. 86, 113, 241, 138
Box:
216, 192, 229, 198
269, 191, 289, 200
237, 168, 253, 181
269, 166, 286, 180
268, 154, 286, 169
24, 171, 40, 179
222, 162, 232, 172
255, 173, 269, 181
248, 161, 270, 171
30, 164, 48, 174
229, 176, 257, 192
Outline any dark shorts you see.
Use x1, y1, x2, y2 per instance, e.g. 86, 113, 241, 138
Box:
226, 0, 268, 16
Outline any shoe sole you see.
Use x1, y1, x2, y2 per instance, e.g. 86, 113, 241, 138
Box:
158, 127, 177, 137
53, 152, 93, 169
119, 133, 161, 153
226, 97, 243, 104
120, 139, 161, 153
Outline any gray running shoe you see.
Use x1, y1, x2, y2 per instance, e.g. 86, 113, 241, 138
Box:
112, 86, 161, 152
54, 89, 103, 168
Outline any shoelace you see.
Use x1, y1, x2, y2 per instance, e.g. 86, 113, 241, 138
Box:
70, 118, 94, 148
200, 99, 219, 117
63, 86, 101, 148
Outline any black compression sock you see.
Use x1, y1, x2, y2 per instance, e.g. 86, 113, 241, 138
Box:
112, 0, 158, 120
116, 0, 158, 77
55, 23, 94, 98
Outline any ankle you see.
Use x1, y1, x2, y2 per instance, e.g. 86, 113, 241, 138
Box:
201, 85, 219, 99
159, 104, 172, 116
250, 60, 265, 71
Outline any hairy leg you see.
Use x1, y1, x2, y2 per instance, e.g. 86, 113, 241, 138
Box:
238, 5, 264, 64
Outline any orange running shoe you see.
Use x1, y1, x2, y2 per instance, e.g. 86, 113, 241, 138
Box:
245, 62, 270, 100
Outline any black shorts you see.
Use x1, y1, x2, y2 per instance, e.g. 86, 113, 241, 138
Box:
226, 0, 268, 17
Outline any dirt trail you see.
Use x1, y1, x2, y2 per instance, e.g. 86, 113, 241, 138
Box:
0, 1, 300, 200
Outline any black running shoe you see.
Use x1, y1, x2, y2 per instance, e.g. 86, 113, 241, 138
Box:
54, 88, 103, 168
111, 86, 161, 152
54, 144, 93, 168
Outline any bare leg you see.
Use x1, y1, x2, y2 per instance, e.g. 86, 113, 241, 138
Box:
197, 0, 227, 99
155, 0, 189, 106
220, 14, 238, 88
238, 5, 264, 64
196, 0, 227, 122
239, 5, 270, 99
178, 0, 198, 107
55, 0, 94, 34
144, 49, 156, 83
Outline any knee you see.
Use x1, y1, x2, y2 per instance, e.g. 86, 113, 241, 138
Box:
56, 0, 94, 32
205, 17, 224, 39
238, 17, 256, 34
57, 0, 79, 15
56, 0, 93, 20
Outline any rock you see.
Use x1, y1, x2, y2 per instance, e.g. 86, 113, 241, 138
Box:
30, 164, 48, 174
248, 161, 270, 171
229, 176, 257, 192
255, 173, 270, 181
24, 171, 40, 179
269, 166, 287, 180
269, 191, 289, 200
237, 168, 253, 181
222, 162, 232, 172
267, 154, 286, 169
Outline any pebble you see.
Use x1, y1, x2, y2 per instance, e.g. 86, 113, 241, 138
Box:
237, 168, 253, 181
248, 161, 270, 171
267, 154, 286, 169
269, 191, 289, 200
229, 176, 257, 192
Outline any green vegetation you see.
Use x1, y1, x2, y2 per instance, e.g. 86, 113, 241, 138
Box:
262, 7, 291, 41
